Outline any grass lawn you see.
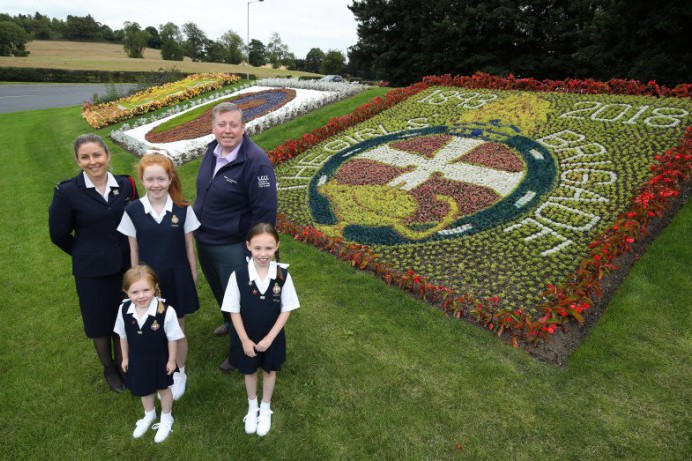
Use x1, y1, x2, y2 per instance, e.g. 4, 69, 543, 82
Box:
0, 93, 690, 459
0, 40, 319, 79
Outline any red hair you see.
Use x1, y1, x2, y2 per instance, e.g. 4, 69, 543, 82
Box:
137, 151, 188, 207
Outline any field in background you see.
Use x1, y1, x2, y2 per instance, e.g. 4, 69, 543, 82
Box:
0, 40, 319, 79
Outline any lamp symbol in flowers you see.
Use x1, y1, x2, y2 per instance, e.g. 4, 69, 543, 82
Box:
308, 124, 557, 245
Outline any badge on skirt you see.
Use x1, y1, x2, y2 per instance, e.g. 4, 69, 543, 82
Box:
272, 283, 281, 296
151, 320, 161, 331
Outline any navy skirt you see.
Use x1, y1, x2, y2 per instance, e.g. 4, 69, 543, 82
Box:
74, 272, 124, 338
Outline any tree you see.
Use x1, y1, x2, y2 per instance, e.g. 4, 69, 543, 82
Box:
575, 0, 691, 85
305, 47, 325, 73
219, 30, 245, 64
203, 38, 225, 62
321, 49, 345, 75
282, 51, 297, 70
64, 14, 100, 40
248, 39, 267, 67
266, 32, 290, 69
122, 21, 150, 59
29, 12, 52, 39
99, 24, 116, 42
182, 22, 207, 61
0, 20, 30, 56
145, 26, 161, 49
159, 22, 184, 61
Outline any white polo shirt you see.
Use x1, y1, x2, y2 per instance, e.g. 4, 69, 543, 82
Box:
221, 260, 300, 314
113, 297, 185, 341
117, 194, 201, 236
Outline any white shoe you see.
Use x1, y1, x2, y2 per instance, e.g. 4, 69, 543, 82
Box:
172, 372, 187, 400
132, 415, 155, 439
243, 409, 258, 434
153, 416, 174, 443
257, 408, 273, 436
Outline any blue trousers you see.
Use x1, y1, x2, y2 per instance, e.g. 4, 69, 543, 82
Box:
196, 241, 246, 325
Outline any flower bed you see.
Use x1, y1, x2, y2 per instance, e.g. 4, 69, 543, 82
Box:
271, 73, 692, 348
111, 80, 366, 164
144, 88, 297, 143
82, 73, 240, 128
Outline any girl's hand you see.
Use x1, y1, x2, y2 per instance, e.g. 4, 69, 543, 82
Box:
242, 339, 257, 357
166, 359, 176, 375
121, 358, 129, 372
255, 337, 274, 353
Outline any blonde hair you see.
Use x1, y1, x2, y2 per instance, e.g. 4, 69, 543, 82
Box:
122, 265, 165, 312
137, 151, 187, 207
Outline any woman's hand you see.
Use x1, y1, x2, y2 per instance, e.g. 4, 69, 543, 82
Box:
121, 357, 129, 373
166, 359, 176, 375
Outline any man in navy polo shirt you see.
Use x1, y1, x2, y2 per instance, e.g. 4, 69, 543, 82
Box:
194, 102, 278, 372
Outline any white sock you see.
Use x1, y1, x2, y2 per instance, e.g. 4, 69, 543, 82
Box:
144, 409, 156, 421
248, 398, 258, 412
260, 401, 271, 412
160, 411, 173, 424
179, 366, 186, 375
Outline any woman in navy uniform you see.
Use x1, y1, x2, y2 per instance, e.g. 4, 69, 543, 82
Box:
49, 133, 137, 392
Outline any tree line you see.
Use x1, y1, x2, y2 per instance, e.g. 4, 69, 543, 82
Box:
0, 12, 346, 74
348, 0, 691, 86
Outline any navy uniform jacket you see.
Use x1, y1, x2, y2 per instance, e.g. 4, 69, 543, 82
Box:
49, 173, 137, 278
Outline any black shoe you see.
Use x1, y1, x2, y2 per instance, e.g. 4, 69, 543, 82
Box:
104, 368, 126, 393
219, 358, 235, 373
213, 323, 230, 336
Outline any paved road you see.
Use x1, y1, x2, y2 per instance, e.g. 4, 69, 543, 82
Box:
0, 83, 138, 114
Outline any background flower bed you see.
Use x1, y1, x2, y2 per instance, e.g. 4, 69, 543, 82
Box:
111, 79, 367, 164
271, 74, 692, 348
82, 73, 240, 128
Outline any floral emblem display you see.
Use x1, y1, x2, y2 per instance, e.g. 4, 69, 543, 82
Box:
275, 79, 692, 345
308, 124, 555, 244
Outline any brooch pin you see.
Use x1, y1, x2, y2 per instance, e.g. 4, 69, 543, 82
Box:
113, 189, 119, 196
252, 289, 258, 295
171, 214, 179, 224
151, 320, 160, 331
272, 284, 282, 295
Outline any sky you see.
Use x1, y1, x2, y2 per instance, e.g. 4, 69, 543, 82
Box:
3, 0, 361, 59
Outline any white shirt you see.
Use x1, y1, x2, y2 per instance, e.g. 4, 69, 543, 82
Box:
117, 194, 201, 237
83, 171, 119, 201
113, 297, 185, 341
221, 260, 300, 314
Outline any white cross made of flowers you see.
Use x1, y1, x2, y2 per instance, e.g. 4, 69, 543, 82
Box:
359, 137, 524, 196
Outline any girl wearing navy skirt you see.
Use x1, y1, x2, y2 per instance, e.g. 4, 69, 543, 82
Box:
114, 265, 184, 443
221, 223, 300, 436
118, 152, 200, 400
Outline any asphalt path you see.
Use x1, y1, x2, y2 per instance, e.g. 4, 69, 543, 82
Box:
0, 83, 138, 114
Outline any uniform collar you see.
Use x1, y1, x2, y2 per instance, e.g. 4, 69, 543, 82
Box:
141, 194, 173, 215
247, 258, 289, 282
248, 259, 278, 282
126, 297, 162, 317
83, 171, 118, 189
